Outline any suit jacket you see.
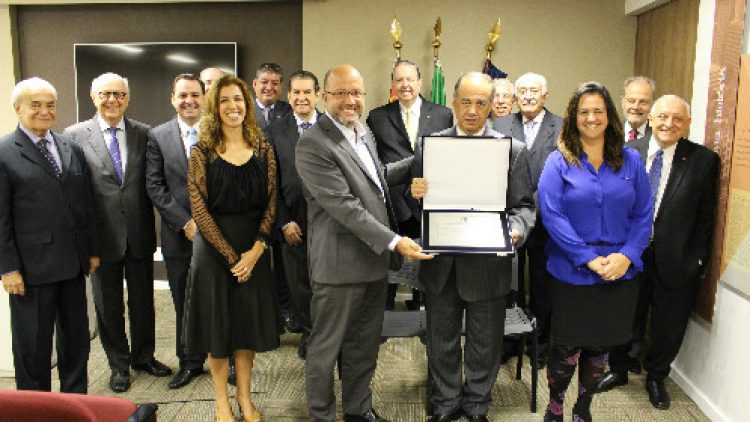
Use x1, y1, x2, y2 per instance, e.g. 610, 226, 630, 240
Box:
266, 111, 322, 235
64, 117, 156, 262
255, 100, 292, 129
0, 128, 98, 285
625, 121, 652, 162
366, 97, 453, 224
412, 123, 536, 301
651, 139, 719, 289
295, 114, 411, 284
145, 118, 193, 259
493, 109, 562, 247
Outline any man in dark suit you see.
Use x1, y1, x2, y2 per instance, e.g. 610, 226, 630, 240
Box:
597, 95, 719, 411
146, 73, 206, 389
412, 72, 535, 421
266, 70, 322, 359
622, 76, 655, 159
366, 60, 453, 309
296, 64, 432, 422
493, 72, 562, 363
0, 77, 98, 393
65, 72, 170, 393
253, 62, 293, 129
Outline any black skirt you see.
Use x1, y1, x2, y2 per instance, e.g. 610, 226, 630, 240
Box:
549, 276, 639, 347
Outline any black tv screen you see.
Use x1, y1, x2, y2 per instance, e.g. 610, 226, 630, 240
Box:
74, 42, 237, 126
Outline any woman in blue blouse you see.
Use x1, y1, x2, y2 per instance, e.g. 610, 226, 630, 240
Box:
538, 82, 652, 421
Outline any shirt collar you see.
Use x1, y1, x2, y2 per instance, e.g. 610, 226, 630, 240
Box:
19, 125, 53, 145
294, 112, 317, 127
97, 114, 125, 132
625, 121, 648, 136
399, 96, 422, 115
255, 98, 274, 111
522, 108, 546, 125
647, 135, 678, 160
325, 111, 366, 144
177, 117, 199, 136
456, 125, 486, 137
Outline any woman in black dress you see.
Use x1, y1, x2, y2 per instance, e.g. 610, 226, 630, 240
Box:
184, 74, 279, 422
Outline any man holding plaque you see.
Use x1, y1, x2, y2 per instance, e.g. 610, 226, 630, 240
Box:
412, 72, 535, 421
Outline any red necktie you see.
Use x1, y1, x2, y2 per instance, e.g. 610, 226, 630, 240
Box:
628, 128, 638, 142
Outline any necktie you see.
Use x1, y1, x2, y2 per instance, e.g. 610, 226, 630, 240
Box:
524, 120, 537, 149
108, 127, 124, 183
36, 138, 61, 178
648, 149, 664, 207
404, 109, 417, 150
262, 107, 271, 125
186, 128, 197, 157
628, 128, 638, 142
300, 121, 312, 133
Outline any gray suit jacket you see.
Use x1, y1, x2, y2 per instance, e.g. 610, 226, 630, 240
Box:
625, 121, 651, 163
295, 114, 410, 284
64, 116, 156, 262
146, 118, 192, 259
413, 123, 535, 301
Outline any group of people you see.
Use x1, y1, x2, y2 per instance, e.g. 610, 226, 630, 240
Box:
0, 57, 718, 422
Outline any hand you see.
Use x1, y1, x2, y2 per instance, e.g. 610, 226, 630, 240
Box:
2, 271, 25, 296
395, 237, 434, 261
411, 178, 428, 199
282, 222, 304, 246
184, 219, 197, 241
510, 230, 520, 245
586, 256, 608, 277
230, 242, 264, 283
600, 253, 632, 281
89, 256, 100, 275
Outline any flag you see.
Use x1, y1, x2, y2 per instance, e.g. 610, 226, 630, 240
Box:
431, 59, 446, 106
483, 58, 508, 79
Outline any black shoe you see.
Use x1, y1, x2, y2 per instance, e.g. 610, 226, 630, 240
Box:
625, 355, 643, 374
284, 315, 304, 333
109, 370, 130, 393
297, 342, 307, 360
466, 415, 489, 422
427, 409, 462, 422
572, 400, 593, 422
597, 370, 628, 392
228, 361, 237, 386
132, 358, 172, 377
646, 378, 670, 410
168, 366, 204, 389
343, 407, 389, 422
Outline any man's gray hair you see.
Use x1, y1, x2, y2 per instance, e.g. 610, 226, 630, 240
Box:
623, 76, 656, 94
453, 72, 495, 100
515, 72, 548, 95
90, 72, 129, 94
493, 78, 514, 96
11, 77, 57, 107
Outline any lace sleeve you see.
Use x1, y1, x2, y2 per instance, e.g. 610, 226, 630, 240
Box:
257, 139, 277, 243
188, 146, 239, 267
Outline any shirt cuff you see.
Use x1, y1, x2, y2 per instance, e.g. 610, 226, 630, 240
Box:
388, 235, 402, 251
2, 270, 19, 277
182, 219, 193, 230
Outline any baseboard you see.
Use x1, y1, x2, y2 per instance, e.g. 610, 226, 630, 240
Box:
670, 365, 729, 422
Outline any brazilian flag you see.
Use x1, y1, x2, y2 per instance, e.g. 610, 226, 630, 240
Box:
431, 59, 446, 106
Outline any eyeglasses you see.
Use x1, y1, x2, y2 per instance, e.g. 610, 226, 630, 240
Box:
97, 91, 128, 100
325, 90, 366, 99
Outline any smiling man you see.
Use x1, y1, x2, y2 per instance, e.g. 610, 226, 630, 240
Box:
145, 73, 206, 389
252, 62, 292, 129
621, 76, 656, 159
65, 72, 169, 393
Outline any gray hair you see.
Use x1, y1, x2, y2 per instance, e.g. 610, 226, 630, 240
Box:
90, 72, 129, 95
493, 78, 514, 96
515, 72, 548, 95
623, 76, 656, 94
11, 77, 57, 107
651, 94, 691, 116
453, 72, 495, 100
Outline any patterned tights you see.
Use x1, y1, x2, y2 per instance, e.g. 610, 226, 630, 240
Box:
545, 345, 608, 422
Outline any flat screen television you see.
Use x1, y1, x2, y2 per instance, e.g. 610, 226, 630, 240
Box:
74, 42, 237, 126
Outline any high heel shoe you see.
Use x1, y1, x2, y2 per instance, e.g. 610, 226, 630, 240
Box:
239, 406, 262, 422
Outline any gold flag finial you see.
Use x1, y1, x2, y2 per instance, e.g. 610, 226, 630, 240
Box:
432, 17, 442, 59
390, 16, 403, 60
485, 18, 502, 60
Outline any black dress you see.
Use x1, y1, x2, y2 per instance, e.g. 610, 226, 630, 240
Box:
184, 154, 280, 358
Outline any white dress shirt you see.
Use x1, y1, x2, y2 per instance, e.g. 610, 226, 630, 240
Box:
624, 121, 648, 141
177, 118, 199, 158
97, 115, 128, 170
522, 109, 546, 147
646, 136, 677, 217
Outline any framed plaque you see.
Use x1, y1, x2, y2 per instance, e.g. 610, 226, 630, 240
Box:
420, 136, 514, 255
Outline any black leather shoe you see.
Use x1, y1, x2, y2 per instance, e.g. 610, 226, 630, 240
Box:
343, 407, 389, 422
284, 315, 304, 333
109, 370, 130, 393
646, 378, 670, 410
228, 361, 237, 386
132, 358, 172, 377
427, 409, 462, 422
466, 415, 489, 422
625, 355, 643, 374
168, 366, 204, 389
596, 370, 628, 392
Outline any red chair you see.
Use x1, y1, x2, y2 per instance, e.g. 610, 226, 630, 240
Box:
0, 389, 157, 422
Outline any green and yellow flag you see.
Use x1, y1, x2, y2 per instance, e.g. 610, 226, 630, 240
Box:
431, 58, 446, 106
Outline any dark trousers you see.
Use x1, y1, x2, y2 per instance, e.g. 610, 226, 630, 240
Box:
425, 265, 506, 416
281, 242, 311, 333
10, 274, 89, 393
91, 248, 155, 371
609, 272, 650, 373
306, 279, 387, 421
519, 243, 551, 344
271, 239, 295, 318
165, 256, 205, 370
641, 248, 700, 381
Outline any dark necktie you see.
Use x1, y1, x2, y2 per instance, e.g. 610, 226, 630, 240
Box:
648, 149, 664, 207
262, 107, 271, 125
108, 127, 124, 183
36, 138, 61, 178
628, 128, 638, 142
300, 121, 312, 133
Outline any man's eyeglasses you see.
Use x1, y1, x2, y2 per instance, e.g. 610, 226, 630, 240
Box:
97, 91, 128, 101
325, 90, 366, 99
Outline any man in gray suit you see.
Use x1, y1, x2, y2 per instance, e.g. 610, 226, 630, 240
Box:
146, 73, 206, 389
621, 76, 655, 160
253, 62, 292, 129
296, 64, 432, 422
493, 72, 562, 363
65, 72, 170, 393
412, 72, 535, 421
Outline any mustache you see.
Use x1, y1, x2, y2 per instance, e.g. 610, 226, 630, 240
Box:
520, 98, 538, 106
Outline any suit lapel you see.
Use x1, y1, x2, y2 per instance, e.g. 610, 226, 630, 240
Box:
655, 140, 689, 221
321, 117, 382, 189
86, 118, 119, 181
15, 128, 58, 179
169, 119, 189, 173
386, 102, 410, 148
417, 100, 434, 136
124, 118, 139, 186
510, 114, 524, 144
53, 132, 72, 180
530, 112, 555, 155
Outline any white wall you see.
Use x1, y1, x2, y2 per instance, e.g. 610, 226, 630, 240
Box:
670, 1, 750, 421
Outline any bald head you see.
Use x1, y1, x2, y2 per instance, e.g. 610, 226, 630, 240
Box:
322, 65, 366, 128
649, 94, 691, 148
200, 67, 225, 90
452, 72, 494, 135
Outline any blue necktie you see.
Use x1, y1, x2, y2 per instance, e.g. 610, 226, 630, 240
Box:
300, 121, 312, 133
36, 138, 61, 178
648, 149, 664, 207
186, 128, 197, 157
108, 127, 124, 183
